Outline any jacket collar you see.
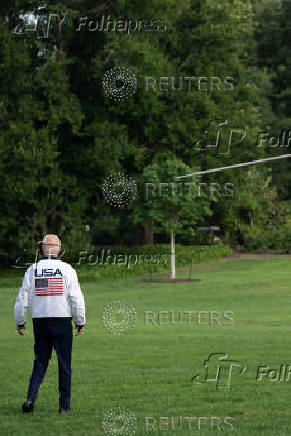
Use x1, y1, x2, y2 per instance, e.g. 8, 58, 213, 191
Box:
43, 255, 58, 259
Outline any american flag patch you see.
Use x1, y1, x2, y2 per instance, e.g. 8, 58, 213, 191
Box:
35, 278, 64, 296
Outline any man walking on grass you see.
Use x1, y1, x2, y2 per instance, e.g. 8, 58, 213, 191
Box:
14, 234, 86, 414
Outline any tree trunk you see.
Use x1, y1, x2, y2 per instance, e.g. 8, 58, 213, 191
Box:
248, 212, 254, 230
144, 218, 154, 244
170, 230, 176, 280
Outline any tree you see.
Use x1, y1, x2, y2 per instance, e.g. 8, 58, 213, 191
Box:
131, 154, 212, 278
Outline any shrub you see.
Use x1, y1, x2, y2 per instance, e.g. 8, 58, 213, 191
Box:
75, 244, 232, 281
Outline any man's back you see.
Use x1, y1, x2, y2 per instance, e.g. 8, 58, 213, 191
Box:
14, 234, 86, 414
15, 257, 86, 325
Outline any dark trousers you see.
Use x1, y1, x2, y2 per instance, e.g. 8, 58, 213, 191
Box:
27, 318, 73, 409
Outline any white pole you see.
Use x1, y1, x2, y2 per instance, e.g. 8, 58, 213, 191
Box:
176, 154, 291, 179
170, 230, 176, 280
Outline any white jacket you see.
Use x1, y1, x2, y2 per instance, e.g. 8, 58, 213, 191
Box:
14, 258, 86, 327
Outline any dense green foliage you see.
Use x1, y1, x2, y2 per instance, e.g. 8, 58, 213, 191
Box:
1, 0, 291, 264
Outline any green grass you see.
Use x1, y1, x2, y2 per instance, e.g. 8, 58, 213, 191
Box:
1, 256, 291, 435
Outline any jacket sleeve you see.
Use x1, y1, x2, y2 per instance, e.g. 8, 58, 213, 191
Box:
14, 268, 31, 326
68, 268, 86, 327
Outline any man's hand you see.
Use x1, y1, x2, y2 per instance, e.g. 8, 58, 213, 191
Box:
17, 325, 25, 336
75, 326, 85, 336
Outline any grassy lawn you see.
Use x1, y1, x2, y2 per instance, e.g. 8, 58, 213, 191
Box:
1, 255, 291, 435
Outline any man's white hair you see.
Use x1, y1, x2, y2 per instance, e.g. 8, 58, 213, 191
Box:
42, 234, 61, 256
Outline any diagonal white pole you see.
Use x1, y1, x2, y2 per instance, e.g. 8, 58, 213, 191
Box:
176, 154, 291, 179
